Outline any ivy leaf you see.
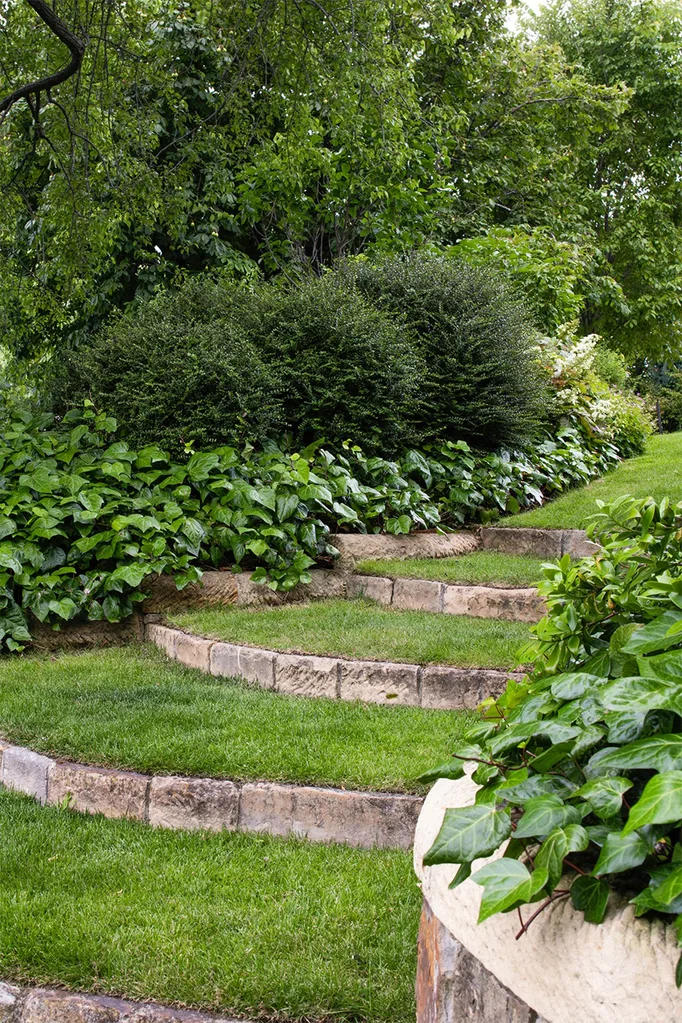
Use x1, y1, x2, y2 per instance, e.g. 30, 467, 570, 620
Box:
593, 831, 649, 876
423, 804, 512, 866
416, 759, 466, 784
473, 859, 544, 922
570, 875, 609, 923
623, 771, 682, 835
586, 735, 682, 775
572, 777, 633, 820
513, 795, 581, 839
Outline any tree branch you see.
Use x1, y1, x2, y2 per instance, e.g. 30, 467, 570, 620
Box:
0, 0, 86, 120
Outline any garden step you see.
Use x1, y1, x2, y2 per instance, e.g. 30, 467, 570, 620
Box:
330, 531, 480, 570
0, 981, 247, 1023
348, 575, 545, 623
0, 741, 422, 850
480, 526, 599, 558
147, 621, 522, 710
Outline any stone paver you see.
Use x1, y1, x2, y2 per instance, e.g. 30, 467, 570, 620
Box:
209, 642, 241, 678
274, 653, 339, 698
339, 659, 420, 705
148, 776, 240, 831
391, 578, 442, 613
237, 647, 275, 688
49, 762, 148, 819
174, 632, 213, 671
1, 747, 53, 804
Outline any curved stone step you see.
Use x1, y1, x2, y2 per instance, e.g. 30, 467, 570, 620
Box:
480, 526, 599, 559
0, 980, 247, 1022
0, 742, 422, 850
330, 531, 480, 570
348, 575, 545, 623
146, 622, 521, 710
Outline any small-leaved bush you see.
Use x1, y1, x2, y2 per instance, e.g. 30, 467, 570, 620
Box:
422, 496, 682, 983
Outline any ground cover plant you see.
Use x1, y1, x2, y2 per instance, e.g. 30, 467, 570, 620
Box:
421, 496, 682, 983
501, 432, 682, 529
0, 790, 419, 1022
355, 553, 546, 588
0, 645, 471, 792
172, 599, 529, 668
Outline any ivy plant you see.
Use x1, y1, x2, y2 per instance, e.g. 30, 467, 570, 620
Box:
421, 497, 682, 985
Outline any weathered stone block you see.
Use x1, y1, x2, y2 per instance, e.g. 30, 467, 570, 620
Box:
416, 899, 538, 1023
11, 987, 242, 1022
466, 586, 545, 624
441, 586, 474, 616
143, 571, 239, 614
239, 780, 422, 849
48, 762, 148, 819
330, 531, 480, 569
175, 632, 213, 671
209, 642, 241, 678
238, 646, 275, 688
146, 622, 179, 659
480, 526, 564, 557
562, 529, 600, 558
0, 982, 19, 1022
420, 666, 487, 710
275, 653, 339, 698
1, 746, 53, 804
392, 578, 442, 612
148, 775, 240, 831
339, 659, 420, 705
346, 575, 394, 605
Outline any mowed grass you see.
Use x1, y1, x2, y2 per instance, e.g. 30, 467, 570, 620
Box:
0, 790, 419, 1023
501, 431, 682, 529
172, 598, 530, 668
0, 646, 472, 792
356, 552, 546, 587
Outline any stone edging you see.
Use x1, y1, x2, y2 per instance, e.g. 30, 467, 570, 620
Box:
0, 981, 246, 1022
0, 741, 421, 851
413, 775, 680, 1023
348, 575, 545, 623
330, 531, 480, 570
480, 526, 599, 559
146, 622, 520, 710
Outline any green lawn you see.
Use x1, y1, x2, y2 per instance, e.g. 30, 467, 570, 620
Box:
0, 790, 418, 1023
356, 552, 546, 587
172, 598, 529, 668
501, 431, 682, 529
0, 646, 470, 793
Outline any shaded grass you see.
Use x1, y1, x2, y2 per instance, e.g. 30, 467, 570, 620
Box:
0, 789, 419, 1022
356, 552, 546, 587
501, 432, 682, 529
0, 645, 471, 792
172, 599, 529, 668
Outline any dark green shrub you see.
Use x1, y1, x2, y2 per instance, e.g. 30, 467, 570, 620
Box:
345, 254, 547, 449
49, 277, 280, 454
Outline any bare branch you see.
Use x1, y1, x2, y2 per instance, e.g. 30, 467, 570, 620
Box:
0, 0, 86, 121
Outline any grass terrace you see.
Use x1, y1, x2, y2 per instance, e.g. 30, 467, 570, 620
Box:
355, 552, 547, 587
171, 599, 530, 668
502, 432, 682, 529
0, 790, 419, 1023
0, 646, 473, 792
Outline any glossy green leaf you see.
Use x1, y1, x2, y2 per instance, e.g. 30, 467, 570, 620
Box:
623, 771, 682, 835
423, 805, 512, 866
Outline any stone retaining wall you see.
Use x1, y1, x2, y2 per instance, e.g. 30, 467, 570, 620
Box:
143, 568, 345, 613
0, 741, 421, 850
147, 622, 519, 710
330, 531, 480, 570
480, 526, 599, 559
0, 982, 245, 1022
348, 575, 545, 623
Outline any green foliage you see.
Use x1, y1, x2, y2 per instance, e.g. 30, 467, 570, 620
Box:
422, 497, 682, 981
346, 254, 546, 449
50, 273, 420, 455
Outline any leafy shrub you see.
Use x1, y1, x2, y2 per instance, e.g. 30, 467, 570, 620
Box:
0, 407, 440, 651
345, 253, 547, 449
540, 324, 652, 458
421, 497, 682, 983
50, 273, 421, 456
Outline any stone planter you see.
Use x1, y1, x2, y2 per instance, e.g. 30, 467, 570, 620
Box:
413, 776, 681, 1023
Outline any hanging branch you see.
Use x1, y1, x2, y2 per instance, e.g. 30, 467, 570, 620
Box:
0, 0, 86, 123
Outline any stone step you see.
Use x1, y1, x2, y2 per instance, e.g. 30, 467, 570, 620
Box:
0, 980, 248, 1022
480, 526, 599, 559
147, 621, 521, 710
348, 575, 545, 623
0, 741, 422, 851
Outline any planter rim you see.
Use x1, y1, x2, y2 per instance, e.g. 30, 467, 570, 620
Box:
414, 775, 681, 1023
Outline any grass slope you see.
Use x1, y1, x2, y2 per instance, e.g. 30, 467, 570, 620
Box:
0, 790, 419, 1023
502, 432, 682, 529
356, 552, 546, 587
0, 646, 471, 792
172, 599, 529, 668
